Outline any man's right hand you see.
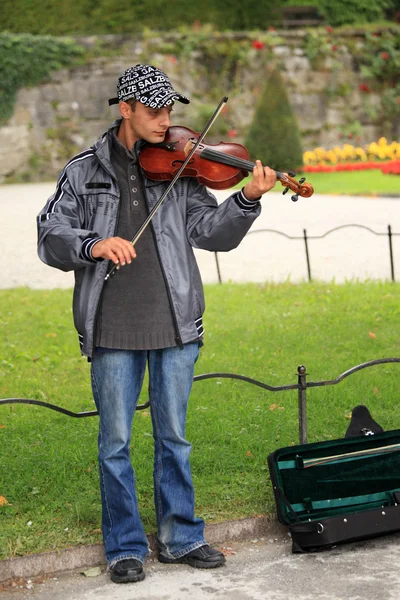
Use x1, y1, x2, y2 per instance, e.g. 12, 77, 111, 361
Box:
91, 237, 137, 265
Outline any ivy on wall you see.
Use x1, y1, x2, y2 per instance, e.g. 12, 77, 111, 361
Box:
303, 27, 400, 138
0, 33, 85, 125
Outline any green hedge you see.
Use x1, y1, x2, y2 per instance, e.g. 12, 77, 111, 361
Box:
317, 0, 396, 26
0, 0, 283, 34
0, 32, 85, 125
279, 0, 396, 26
0, 0, 396, 34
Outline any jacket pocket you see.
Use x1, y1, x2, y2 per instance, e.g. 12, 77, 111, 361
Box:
79, 193, 119, 233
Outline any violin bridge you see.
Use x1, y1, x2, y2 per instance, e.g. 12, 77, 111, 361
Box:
184, 140, 196, 156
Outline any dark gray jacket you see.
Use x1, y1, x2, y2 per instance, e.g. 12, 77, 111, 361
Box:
37, 120, 261, 357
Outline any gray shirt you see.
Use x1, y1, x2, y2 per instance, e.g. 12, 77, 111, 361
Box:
95, 129, 178, 350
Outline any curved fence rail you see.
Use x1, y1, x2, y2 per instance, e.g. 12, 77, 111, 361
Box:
2, 357, 399, 445
214, 224, 400, 283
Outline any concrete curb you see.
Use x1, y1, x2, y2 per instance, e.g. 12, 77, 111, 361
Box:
0, 515, 287, 583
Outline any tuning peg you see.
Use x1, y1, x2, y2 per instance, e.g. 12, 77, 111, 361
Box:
282, 187, 290, 195
291, 194, 299, 202
299, 177, 306, 184
288, 170, 296, 177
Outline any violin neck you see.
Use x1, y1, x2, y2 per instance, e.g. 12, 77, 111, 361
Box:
200, 147, 282, 179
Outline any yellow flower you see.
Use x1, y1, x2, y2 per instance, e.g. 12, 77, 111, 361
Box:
355, 148, 367, 161
315, 147, 326, 160
326, 150, 338, 163
303, 151, 317, 164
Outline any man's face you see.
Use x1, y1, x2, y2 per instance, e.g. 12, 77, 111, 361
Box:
127, 101, 173, 144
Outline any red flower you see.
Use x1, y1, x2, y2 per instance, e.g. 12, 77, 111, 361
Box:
252, 40, 265, 50
381, 52, 390, 60
268, 26, 276, 31
227, 129, 238, 138
331, 44, 338, 51
326, 26, 333, 34
359, 83, 370, 93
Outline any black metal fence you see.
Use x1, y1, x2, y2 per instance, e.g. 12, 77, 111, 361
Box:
213, 224, 400, 283
2, 357, 399, 446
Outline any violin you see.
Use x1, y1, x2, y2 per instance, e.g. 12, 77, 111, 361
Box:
139, 125, 314, 201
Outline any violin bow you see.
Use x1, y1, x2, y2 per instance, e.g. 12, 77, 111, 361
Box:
105, 96, 229, 282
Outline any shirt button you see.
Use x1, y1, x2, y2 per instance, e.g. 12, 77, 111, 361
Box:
133, 200, 139, 206
130, 175, 136, 180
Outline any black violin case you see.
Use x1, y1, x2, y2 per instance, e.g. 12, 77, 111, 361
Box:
267, 410, 400, 553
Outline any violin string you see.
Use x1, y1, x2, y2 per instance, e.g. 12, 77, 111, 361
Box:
200, 147, 255, 172
200, 148, 285, 183
198, 146, 314, 202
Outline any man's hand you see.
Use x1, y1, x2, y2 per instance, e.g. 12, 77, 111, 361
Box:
243, 160, 277, 200
91, 237, 136, 265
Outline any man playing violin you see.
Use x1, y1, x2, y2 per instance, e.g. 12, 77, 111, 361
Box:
37, 63, 277, 584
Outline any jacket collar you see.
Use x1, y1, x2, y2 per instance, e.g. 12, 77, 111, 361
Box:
91, 119, 159, 187
92, 119, 147, 173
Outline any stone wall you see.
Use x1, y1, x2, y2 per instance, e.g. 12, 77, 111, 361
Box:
0, 32, 397, 182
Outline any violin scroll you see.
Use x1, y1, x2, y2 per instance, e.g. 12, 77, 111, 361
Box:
276, 171, 314, 202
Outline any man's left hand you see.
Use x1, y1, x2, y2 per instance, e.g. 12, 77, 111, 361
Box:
243, 160, 277, 200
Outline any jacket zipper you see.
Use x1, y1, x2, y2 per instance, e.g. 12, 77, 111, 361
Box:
149, 217, 183, 348
89, 150, 122, 357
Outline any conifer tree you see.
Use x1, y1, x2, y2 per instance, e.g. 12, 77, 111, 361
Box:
244, 69, 304, 172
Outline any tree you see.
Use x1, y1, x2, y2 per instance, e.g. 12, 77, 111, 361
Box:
244, 69, 303, 172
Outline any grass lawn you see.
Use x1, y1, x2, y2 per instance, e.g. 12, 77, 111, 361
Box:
298, 169, 400, 196
240, 169, 400, 197
1, 281, 400, 559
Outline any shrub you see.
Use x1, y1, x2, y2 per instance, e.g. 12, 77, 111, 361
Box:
244, 69, 303, 172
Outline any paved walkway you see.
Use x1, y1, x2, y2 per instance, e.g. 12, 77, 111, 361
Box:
3, 535, 400, 599
1, 182, 400, 288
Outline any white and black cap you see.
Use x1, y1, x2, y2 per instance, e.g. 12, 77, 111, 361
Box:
108, 64, 190, 108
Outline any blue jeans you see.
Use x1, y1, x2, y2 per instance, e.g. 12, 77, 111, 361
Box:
90, 343, 205, 566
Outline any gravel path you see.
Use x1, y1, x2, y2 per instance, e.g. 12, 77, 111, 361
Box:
2, 182, 400, 288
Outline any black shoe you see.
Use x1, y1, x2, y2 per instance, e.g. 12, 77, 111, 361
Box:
110, 558, 145, 584
159, 545, 226, 569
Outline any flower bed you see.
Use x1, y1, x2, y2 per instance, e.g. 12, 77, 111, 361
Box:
304, 159, 400, 174
303, 138, 400, 175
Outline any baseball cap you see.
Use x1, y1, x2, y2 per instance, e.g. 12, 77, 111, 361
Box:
108, 64, 190, 108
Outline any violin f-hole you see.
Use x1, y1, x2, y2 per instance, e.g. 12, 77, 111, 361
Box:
172, 158, 195, 168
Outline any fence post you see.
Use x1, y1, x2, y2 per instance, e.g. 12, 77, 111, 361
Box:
303, 229, 312, 281
297, 365, 307, 444
388, 225, 395, 282
214, 252, 222, 283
